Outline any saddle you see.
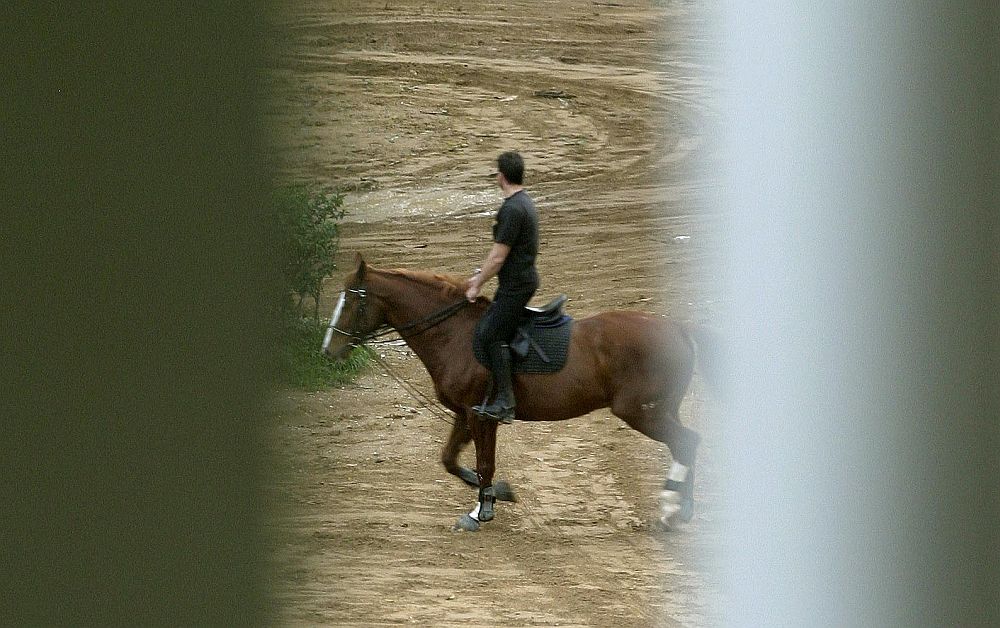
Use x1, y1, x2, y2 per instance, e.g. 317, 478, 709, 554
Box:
522, 294, 567, 325
474, 295, 573, 374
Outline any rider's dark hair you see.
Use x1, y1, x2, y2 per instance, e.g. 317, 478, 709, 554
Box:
497, 151, 524, 185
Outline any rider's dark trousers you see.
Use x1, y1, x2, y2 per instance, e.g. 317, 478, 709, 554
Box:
474, 289, 534, 355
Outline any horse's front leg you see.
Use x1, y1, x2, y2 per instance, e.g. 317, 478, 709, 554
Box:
441, 410, 519, 507
453, 412, 499, 532
472, 416, 499, 522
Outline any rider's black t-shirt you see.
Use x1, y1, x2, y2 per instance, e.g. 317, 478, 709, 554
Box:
492, 190, 539, 296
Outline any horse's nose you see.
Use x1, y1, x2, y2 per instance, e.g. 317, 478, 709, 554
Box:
323, 343, 346, 361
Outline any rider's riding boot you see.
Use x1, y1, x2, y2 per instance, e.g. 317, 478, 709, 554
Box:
473, 343, 516, 424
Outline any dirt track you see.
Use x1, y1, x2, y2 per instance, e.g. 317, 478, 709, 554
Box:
267, 1, 724, 625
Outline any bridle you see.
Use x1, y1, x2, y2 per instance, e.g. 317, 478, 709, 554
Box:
322, 283, 469, 352
323, 287, 370, 349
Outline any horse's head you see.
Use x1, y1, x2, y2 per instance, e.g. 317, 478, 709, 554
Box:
322, 253, 387, 360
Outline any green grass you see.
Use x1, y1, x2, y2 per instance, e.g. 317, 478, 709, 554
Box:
282, 317, 374, 390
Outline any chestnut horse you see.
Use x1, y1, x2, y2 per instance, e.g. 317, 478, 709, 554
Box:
324, 254, 714, 531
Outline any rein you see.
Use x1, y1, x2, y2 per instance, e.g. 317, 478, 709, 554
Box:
367, 348, 457, 427
371, 298, 469, 342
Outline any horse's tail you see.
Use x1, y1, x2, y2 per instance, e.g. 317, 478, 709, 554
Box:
688, 324, 729, 403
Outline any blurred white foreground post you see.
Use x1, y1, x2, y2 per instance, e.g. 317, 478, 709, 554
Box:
711, 2, 997, 627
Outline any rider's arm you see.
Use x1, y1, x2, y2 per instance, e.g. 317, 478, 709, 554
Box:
466, 242, 510, 301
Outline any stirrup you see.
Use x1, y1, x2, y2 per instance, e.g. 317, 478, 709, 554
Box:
473, 401, 515, 424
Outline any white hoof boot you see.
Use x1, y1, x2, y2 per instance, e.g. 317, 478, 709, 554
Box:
658, 489, 683, 527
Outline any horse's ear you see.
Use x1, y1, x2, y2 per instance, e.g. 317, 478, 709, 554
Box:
353, 252, 366, 279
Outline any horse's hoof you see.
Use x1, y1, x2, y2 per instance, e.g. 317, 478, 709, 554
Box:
456, 466, 479, 488
658, 494, 694, 529
452, 514, 480, 532
658, 489, 682, 522
493, 480, 518, 502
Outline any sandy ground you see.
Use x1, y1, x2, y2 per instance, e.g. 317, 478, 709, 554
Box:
266, 1, 726, 625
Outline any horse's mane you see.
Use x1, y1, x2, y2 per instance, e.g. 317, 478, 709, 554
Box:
377, 267, 491, 305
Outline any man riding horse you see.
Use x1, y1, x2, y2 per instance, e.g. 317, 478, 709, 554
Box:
322, 153, 707, 529
464, 151, 539, 423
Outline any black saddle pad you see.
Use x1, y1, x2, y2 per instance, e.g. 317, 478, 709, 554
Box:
474, 314, 573, 374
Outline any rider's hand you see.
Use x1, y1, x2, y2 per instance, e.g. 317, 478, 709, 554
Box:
465, 276, 480, 302
465, 268, 482, 302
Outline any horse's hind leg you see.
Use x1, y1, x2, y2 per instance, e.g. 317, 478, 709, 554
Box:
661, 414, 699, 523
613, 396, 700, 524
651, 407, 699, 524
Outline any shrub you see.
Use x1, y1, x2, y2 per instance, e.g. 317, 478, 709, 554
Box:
274, 184, 372, 388
276, 185, 345, 317
281, 316, 372, 390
